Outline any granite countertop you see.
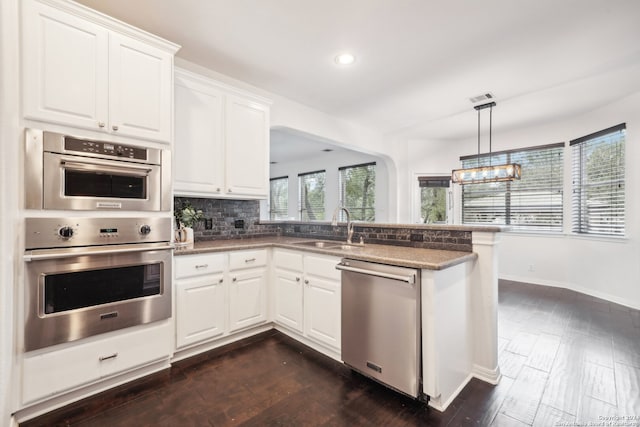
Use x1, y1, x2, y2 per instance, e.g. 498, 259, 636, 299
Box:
174, 236, 477, 270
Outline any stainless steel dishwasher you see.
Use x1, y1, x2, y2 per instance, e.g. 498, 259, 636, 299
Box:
337, 258, 422, 398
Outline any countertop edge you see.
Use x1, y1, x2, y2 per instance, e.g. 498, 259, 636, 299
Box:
174, 239, 477, 270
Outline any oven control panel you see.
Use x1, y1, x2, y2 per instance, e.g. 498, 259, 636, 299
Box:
65, 137, 147, 160
25, 217, 172, 249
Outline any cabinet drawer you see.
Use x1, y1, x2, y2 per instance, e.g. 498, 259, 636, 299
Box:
273, 249, 303, 271
22, 321, 170, 404
175, 253, 225, 279
305, 254, 341, 280
229, 249, 267, 270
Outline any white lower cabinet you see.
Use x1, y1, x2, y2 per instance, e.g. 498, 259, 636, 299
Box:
304, 274, 341, 350
174, 250, 268, 350
228, 250, 268, 332
273, 251, 304, 333
175, 253, 226, 349
273, 249, 341, 353
22, 321, 170, 405
176, 273, 226, 348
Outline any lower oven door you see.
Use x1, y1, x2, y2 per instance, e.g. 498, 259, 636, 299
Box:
24, 245, 172, 352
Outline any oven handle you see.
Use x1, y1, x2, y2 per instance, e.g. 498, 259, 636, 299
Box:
24, 242, 174, 262
60, 158, 153, 177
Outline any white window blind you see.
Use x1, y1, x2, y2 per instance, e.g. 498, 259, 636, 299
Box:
339, 162, 376, 221
298, 170, 325, 221
570, 124, 625, 236
461, 143, 564, 232
269, 176, 288, 220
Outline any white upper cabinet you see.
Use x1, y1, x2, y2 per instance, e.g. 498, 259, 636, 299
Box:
174, 70, 225, 194
108, 33, 173, 142
224, 94, 270, 197
174, 68, 271, 199
22, 0, 109, 131
21, 0, 178, 143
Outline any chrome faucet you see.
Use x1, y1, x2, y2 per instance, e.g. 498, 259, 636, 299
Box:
331, 206, 354, 244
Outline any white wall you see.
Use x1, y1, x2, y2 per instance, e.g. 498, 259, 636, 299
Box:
407, 92, 640, 308
269, 147, 389, 222
0, 0, 20, 425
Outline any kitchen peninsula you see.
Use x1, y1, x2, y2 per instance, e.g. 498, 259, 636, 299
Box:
173, 222, 503, 411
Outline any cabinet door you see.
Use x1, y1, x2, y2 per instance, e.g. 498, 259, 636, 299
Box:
229, 267, 267, 332
224, 94, 269, 197
304, 275, 341, 351
22, 0, 109, 130
273, 269, 303, 333
174, 72, 225, 195
108, 32, 172, 143
176, 274, 226, 349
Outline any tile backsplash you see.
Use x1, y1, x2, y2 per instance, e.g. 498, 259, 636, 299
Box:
174, 197, 279, 240
278, 223, 472, 252
175, 197, 473, 251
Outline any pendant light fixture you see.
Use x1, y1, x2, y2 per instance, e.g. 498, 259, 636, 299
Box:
451, 102, 521, 184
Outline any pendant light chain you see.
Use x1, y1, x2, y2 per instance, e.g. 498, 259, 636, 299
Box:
477, 109, 481, 168
451, 100, 521, 184
489, 105, 493, 167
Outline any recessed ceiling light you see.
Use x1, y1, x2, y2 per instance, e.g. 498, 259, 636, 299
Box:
334, 53, 356, 66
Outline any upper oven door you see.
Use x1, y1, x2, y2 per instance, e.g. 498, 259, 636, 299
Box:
43, 152, 162, 211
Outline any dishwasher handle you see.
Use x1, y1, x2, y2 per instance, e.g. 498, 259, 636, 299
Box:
336, 263, 416, 284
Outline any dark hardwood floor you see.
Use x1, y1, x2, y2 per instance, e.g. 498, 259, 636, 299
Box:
22, 280, 640, 427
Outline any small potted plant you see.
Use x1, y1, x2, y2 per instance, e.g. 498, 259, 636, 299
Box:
174, 202, 203, 245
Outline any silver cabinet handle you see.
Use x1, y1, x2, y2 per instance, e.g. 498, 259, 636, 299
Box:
304, 279, 309, 285
98, 122, 105, 128
232, 277, 237, 282
218, 278, 223, 284
99, 353, 118, 362
296, 277, 301, 282
195, 264, 208, 269
245, 258, 256, 263
112, 125, 119, 131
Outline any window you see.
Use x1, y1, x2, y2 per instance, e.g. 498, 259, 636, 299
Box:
339, 162, 376, 221
571, 124, 625, 236
418, 176, 450, 224
461, 143, 564, 232
269, 176, 288, 220
298, 170, 325, 220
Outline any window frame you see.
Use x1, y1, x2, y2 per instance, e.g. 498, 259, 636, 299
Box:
269, 176, 289, 220
298, 170, 326, 221
338, 162, 376, 222
570, 123, 626, 237
417, 175, 451, 224
460, 142, 565, 232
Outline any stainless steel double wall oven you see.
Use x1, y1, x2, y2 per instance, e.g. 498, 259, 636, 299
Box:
23, 129, 173, 352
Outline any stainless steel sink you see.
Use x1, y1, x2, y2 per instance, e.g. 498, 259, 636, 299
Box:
335, 244, 364, 250
293, 240, 364, 250
293, 240, 341, 248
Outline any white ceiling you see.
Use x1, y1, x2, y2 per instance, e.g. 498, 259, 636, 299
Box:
76, 0, 640, 141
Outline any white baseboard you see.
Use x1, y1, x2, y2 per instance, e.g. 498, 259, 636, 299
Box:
499, 274, 640, 310
427, 373, 473, 412
472, 363, 501, 385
